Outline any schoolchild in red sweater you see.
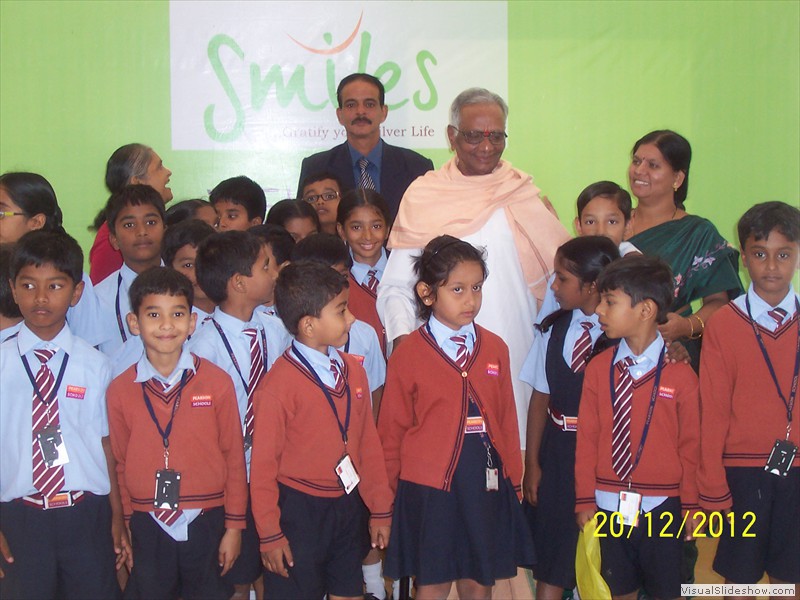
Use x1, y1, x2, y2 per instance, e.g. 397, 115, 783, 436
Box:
378, 235, 535, 599
575, 255, 701, 600
699, 201, 800, 593
107, 267, 248, 599
250, 261, 392, 600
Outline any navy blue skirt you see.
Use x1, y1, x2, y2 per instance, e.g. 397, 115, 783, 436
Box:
385, 432, 536, 586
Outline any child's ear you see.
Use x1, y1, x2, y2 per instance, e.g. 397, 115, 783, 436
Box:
187, 311, 198, 338
250, 216, 264, 226
573, 216, 582, 236
126, 312, 141, 336
416, 282, 433, 306
28, 213, 47, 232
623, 219, 633, 240
639, 299, 658, 322
70, 280, 85, 308
336, 222, 345, 240
109, 231, 121, 252
230, 273, 246, 295
739, 247, 748, 269
298, 315, 314, 338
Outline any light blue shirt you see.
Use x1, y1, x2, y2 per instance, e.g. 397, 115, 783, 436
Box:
350, 248, 388, 287
347, 140, 383, 193
732, 284, 797, 331
66, 273, 115, 347
0, 321, 21, 343
291, 340, 343, 388
0, 323, 111, 501
339, 319, 386, 392
427, 315, 476, 362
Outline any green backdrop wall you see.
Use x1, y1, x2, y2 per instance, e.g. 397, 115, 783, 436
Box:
1, 0, 798, 285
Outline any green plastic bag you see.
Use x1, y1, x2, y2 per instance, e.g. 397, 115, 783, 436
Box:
575, 516, 612, 600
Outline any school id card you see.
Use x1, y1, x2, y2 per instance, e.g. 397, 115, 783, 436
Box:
37, 424, 70, 468
335, 454, 360, 494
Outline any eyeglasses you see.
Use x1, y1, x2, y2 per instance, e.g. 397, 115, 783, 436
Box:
451, 127, 508, 146
303, 192, 340, 203
0, 211, 25, 220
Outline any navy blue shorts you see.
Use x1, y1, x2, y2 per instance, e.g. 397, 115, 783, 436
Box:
713, 467, 800, 583
263, 484, 369, 599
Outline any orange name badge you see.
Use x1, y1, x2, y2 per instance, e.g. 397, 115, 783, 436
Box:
356, 387, 364, 400
191, 395, 212, 408
65, 385, 86, 399
465, 415, 486, 434
352, 354, 365, 366
486, 363, 499, 376
658, 386, 675, 400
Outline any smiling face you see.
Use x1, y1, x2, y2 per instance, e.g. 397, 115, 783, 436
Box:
575, 196, 631, 246
170, 243, 209, 305
419, 260, 484, 330
628, 143, 684, 206
12, 263, 83, 341
336, 80, 388, 143
133, 152, 173, 203
128, 292, 196, 364
741, 231, 800, 307
447, 103, 506, 177
109, 203, 165, 272
337, 205, 387, 266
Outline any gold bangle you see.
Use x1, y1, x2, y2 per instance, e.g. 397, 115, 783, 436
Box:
686, 316, 695, 339
688, 314, 705, 340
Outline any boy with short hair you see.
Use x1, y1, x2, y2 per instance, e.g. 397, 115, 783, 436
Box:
574, 255, 701, 600
0, 230, 124, 598
248, 224, 296, 317
95, 184, 166, 354
187, 230, 291, 597
211, 176, 266, 231
699, 201, 800, 590
107, 266, 248, 599
299, 171, 343, 235
250, 261, 392, 599
163, 219, 218, 320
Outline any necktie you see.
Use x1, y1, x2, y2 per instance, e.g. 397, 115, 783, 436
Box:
768, 307, 788, 328
358, 157, 376, 190
366, 269, 379, 293
330, 359, 343, 389
450, 335, 470, 370
571, 321, 594, 373
31, 349, 65, 498
244, 328, 265, 446
612, 357, 636, 482
155, 508, 183, 526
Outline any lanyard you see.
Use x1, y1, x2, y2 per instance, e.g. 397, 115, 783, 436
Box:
609, 343, 666, 478
115, 274, 128, 343
21, 351, 70, 416
141, 370, 189, 464
211, 319, 267, 392
291, 343, 351, 446
745, 295, 799, 435
343, 333, 351, 354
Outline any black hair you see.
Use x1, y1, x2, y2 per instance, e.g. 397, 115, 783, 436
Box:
195, 230, 263, 304
275, 260, 349, 336
104, 184, 166, 236
596, 255, 673, 324
556, 236, 621, 284
265, 199, 320, 231
165, 199, 215, 228
0, 172, 65, 235
737, 201, 800, 248
292, 233, 352, 270
10, 230, 83, 285
632, 130, 691, 209
576, 181, 632, 222
92, 143, 154, 230
413, 235, 487, 321
336, 188, 391, 228
0, 244, 22, 319
209, 176, 266, 222
162, 219, 216, 267
336, 73, 385, 107
299, 171, 344, 198
248, 224, 295, 265
129, 266, 194, 315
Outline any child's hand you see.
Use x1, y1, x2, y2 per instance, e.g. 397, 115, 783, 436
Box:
262, 543, 294, 578
218, 529, 242, 576
111, 515, 133, 571
683, 510, 704, 541
370, 524, 391, 550
0, 530, 13, 578
522, 463, 541, 506
575, 510, 595, 531
665, 340, 691, 364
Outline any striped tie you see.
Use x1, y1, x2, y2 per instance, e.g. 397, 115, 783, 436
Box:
244, 328, 265, 447
155, 507, 182, 526
366, 269, 379, 293
768, 307, 788, 328
31, 349, 66, 498
450, 335, 469, 370
571, 321, 594, 373
358, 157, 376, 190
612, 357, 636, 482
330, 359, 343, 389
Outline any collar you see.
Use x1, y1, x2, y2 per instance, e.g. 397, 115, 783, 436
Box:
17, 322, 73, 358
0, 321, 22, 343
135, 347, 196, 386
746, 283, 797, 320
347, 139, 383, 169
428, 315, 475, 351
569, 310, 600, 329
292, 340, 342, 370
256, 304, 278, 318
213, 306, 261, 335
192, 305, 211, 322
350, 247, 388, 283
615, 332, 664, 371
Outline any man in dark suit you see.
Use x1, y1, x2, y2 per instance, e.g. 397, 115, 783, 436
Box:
297, 73, 434, 223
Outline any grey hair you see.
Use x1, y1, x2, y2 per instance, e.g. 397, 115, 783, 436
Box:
448, 88, 509, 128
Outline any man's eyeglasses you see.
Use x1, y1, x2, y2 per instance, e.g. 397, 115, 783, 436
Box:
303, 192, 340, 203
0, 212, 25, 220
451, 127, 508, 146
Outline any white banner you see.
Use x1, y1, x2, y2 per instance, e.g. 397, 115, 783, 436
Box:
169, 1, 507, 151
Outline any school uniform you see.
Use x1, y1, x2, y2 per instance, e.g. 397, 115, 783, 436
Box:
575, 334, 700, 599
378, 317, 535, 586
66, 273, 116, 347
186, 306, 291, 585
348, 249, 388, 357
0, 321, 21, 343
107, 349, 248, 599
0, 323, 119, 599
250, 342, 392, 599
340, 318, 386, 394
699, 285, 800, 583
519, 309, 605, 589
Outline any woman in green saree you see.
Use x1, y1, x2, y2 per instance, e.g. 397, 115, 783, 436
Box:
625, 130, 743, 368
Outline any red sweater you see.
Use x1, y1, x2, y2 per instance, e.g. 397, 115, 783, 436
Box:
377, 325, 523, 500
89, 222, 123, 285
107, 355, 248, 529
574, 348, 700, 513
250, 349, 393, 552
698, 302, 800, 510
348, 273, 387, 357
